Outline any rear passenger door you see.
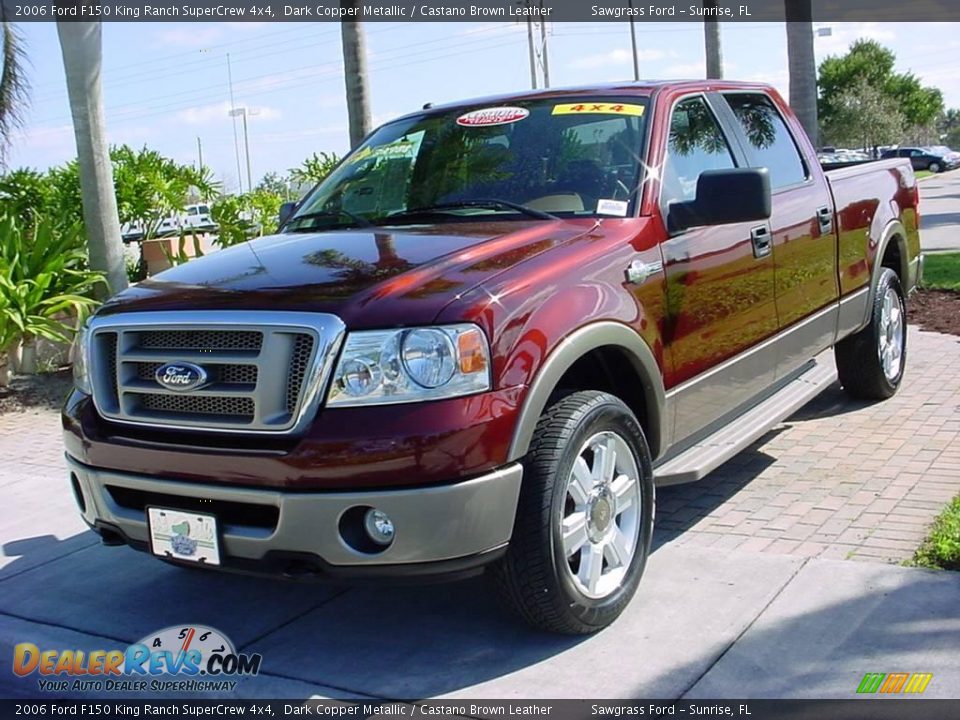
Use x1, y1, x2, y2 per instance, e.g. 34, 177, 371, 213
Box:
721, 92, 839, 377
659, 95, 778, 441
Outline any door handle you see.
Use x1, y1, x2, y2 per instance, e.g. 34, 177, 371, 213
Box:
750, 225, 772, 258
816, 205, 833, 235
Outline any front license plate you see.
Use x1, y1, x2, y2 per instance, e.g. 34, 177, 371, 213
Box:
147, 507, 221, 566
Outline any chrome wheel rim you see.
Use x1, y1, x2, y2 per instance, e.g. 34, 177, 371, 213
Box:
878, 287, 904, 382
560, 431, 641, 599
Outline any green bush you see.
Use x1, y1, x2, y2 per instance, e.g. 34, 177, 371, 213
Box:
911, 495, 960, 571
0, 214, 104, 376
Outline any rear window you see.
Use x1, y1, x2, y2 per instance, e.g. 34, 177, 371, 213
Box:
723, 93, 808, 190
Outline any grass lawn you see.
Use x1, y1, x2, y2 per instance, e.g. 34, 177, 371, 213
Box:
910, 496, 960, 570
915, 170, 933, 179
921, 252, 960, 291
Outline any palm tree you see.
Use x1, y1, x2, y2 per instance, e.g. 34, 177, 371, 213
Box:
56, 22, 127, 296
785, 1, 818, 147
0, 18, 29, 165
703, 1, 723, 79
340, 2, 372, 149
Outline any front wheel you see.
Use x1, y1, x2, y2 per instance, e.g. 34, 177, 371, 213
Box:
835, 268, 907, 399
929, 162, 942, 173
491, 390, 655, 634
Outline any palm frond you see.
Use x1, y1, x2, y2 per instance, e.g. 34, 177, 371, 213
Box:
0, 18, 30, 167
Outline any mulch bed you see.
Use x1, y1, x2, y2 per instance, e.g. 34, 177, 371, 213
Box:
909, 289, 960, 337
0, 368, 74, 415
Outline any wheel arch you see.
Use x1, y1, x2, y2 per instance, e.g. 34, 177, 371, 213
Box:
506, 322, 668, 464
864, 219, 908, 327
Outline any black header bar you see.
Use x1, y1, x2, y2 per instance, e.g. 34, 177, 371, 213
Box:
4, 0, 960, 22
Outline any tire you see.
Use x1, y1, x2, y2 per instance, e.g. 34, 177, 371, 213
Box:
835, 268, 907, 400
929, 162, 942, 173
491, 390, 655, 634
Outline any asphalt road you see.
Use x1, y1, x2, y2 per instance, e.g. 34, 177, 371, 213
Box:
919, 168, 960, 252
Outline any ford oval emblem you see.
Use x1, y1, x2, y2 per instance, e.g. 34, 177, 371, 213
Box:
155, 362, 208, 393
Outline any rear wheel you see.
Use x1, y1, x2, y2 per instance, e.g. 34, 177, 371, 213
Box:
491, 390, 654, 634
835, 268, 907, 399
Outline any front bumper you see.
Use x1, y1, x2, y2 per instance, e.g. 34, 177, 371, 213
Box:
66, 454, 522, 579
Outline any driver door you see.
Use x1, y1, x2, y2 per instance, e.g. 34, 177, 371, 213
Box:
659, 94, 778, 441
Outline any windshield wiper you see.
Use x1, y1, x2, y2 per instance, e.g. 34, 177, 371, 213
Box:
393, 199, 559, 221
284, 208, 373, 231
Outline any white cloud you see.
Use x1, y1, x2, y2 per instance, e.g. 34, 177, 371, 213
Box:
814, 22, 897, 58
664, 60, 738, 78
14, 124, 74, 152
174, 101, 281, 126
569, 48, 665, 70
256, 126, 347, 143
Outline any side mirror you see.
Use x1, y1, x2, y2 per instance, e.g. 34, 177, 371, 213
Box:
279, 201, 297, 226
668, 167, 771, 233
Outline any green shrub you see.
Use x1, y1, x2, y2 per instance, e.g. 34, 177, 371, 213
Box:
911, 495, 960, 571
0, 214, 105, 375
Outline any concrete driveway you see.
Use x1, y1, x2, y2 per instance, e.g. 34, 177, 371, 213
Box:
1, 328, 959, 701
920, 168, 960, 252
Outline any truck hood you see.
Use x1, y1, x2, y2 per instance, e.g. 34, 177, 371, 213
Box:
101, 221, 594, 327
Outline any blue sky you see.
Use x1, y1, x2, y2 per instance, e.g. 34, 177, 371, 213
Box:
12, 21, 960, 192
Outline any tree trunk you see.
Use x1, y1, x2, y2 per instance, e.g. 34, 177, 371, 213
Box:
703, 2, 723, 79
340, 8, 371, 149
56, 22, 128, 298
785, 1, 818, 147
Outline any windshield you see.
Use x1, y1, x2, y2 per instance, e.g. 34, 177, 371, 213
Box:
284, 97, 648, 231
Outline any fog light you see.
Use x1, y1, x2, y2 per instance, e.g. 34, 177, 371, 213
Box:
363, 509, 395, 545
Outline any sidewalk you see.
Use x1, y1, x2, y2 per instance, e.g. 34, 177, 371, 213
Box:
1, 327, 958, 700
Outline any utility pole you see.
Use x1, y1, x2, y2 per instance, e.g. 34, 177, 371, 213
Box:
538, 4, 550, 88
628, 0, 640, 81
226, 53, 244, 193
196, 137, 203, 170
341, 3, 372, 149
229, 107, 259, 193
525, 11, 537, 90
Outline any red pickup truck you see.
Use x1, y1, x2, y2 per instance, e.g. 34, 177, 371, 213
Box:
64, 81, 921, 634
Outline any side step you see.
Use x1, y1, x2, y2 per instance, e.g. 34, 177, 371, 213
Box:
653, 357, 838, 486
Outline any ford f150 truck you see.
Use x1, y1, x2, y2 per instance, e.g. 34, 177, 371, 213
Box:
64, 81, 921, 634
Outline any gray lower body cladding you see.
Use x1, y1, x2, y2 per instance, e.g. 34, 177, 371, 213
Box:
66, 455, 523, 580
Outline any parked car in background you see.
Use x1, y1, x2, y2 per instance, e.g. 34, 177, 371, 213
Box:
881, 146, 958, 173
924, 145, 960, 168
182, 203, 217, 232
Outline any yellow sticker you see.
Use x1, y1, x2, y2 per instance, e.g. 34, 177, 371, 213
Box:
552, 103, 645, 117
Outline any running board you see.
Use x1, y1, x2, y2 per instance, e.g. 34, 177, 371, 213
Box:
653, 358, 838, 486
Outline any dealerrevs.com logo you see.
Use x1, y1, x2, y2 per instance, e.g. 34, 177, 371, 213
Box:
13, 625, 262, 693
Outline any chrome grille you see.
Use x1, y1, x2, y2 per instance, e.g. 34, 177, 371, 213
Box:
87, 311, 346, 434
139, 330, 262, 351
136, 393, 256, 418
136, 361, 259, 386
286, 334, 315, 414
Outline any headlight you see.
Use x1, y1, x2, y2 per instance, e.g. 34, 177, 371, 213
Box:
327, 324, 491, 407
72, 323, 92, 395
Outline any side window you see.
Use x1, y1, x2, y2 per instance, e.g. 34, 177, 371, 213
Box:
724, 93, 808, 190
661, 96, 736, 206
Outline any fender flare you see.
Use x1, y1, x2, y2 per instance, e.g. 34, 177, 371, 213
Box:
863, 219, 908, 327
506, 321, 668, 463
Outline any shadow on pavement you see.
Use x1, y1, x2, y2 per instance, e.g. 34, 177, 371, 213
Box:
919, 211, 960, 229
653, 561, 960, 699
0, 529, 587, 699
